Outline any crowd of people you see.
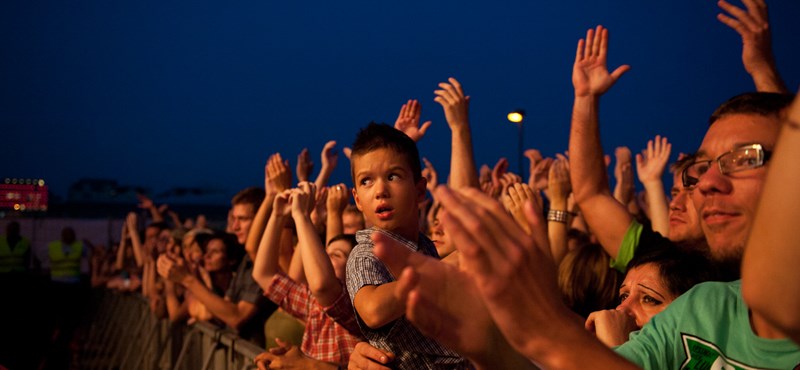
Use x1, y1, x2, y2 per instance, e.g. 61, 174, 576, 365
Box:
3, 0, 800, 369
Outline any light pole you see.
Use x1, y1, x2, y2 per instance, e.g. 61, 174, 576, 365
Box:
507, 109, 526, 177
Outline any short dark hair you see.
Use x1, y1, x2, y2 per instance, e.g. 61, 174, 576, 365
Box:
709, 92, 795, 126
216, 232, 245, 267
628, 247, 716, 298
327, 233, 357, 248
350, 122, 422, 183
232, 187, 265, 209
669, 153, 696, 174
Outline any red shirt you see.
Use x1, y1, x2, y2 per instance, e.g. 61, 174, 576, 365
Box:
266, 272, 363, 365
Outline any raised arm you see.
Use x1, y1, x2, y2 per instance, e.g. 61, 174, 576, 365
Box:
394, 99, 432, 143
434, 77, 479, 189
137, 194, 165, 224
245, 154, 286, 262
612, 147, 635, 207
569, 25, 633, 260
717, 0, 788, 93
635, 135, 671, 236
742, 94, 800, 343
296, 148, 314, 183
251, 190, 293, 289
326, 184, 349, 244
293, 182, 344, 306
126, 212, 144, 267
115, 218, 129, 271
314, 141, 338, 189
547, 156, 572, 265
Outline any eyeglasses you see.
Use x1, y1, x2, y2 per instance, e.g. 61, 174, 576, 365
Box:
681, 144, 770, 188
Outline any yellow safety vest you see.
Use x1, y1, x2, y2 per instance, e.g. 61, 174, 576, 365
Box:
48, 241, 83, 279
0, 236, 30, 273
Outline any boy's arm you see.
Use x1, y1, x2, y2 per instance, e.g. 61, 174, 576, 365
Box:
569, 26, 633, 260
353, 283, 405, 329
126, 212, 144, 267
347, 243, 406, 329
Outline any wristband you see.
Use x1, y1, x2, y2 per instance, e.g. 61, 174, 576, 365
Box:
547, 209, 570, 223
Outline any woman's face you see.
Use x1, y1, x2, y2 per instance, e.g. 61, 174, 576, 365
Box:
616, 263, 677, 328
431, 210, 454, 258
203, 239, 228, 272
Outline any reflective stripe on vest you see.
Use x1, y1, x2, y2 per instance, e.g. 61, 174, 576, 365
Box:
0, 236, 30, 273
48, 241, 82, 279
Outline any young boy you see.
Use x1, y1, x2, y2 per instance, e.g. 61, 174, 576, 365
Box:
346, 123, 470, 369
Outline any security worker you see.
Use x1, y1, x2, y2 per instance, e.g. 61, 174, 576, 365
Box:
0, 221, 31, 274
48, 227, 84, 284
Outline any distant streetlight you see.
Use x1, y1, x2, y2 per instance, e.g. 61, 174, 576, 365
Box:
507, 109, 526, 176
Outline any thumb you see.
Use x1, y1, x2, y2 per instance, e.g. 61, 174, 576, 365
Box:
610, 64, 631, 81
419, 121, 432, 135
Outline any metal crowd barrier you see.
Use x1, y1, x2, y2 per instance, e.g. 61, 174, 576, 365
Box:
78, 289, 262, 370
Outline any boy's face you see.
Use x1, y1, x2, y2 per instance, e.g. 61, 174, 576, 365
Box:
351, 147, 426, 240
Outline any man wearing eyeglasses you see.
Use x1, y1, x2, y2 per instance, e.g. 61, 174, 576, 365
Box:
678, 93, 792, 280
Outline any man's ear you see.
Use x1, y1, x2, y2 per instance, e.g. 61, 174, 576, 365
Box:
352, 187, 363, 212
416, 177, 428, 202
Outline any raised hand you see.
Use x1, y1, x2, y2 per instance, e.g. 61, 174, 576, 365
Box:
291, 182, 316, 219
267, 153, 292, 193
489, 158, 509, 198
320, 140, 338, 170
502, 182, 541, 235
548, 155, 572, 203
434, 186, 572, 361
572, 25, 630, 97
295, 148, 314, 183
479, 164, 492, 194
717, 0, 787, 92
433, 77, 470, 131
614, 146, 635, 206
137, 193, 155, 210
532, 157, 554, 194
394, 99, 432, 142
326, 183, 349, 215
524, 149, 543, 187
272, 189, 293, 218
635, 135, 672, 184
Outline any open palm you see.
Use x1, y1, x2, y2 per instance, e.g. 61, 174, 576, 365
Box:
572, 26, 630, 97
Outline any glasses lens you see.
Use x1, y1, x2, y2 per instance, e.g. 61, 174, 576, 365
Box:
720, 147, 762, 174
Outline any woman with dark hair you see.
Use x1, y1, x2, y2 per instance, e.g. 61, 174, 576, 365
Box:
586, 247, 715, 347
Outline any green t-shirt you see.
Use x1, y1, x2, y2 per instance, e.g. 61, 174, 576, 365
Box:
615, 280, 800, 369
610, 220, 643, 272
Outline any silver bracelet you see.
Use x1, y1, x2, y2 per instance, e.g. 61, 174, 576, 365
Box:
547, 209, 570, 223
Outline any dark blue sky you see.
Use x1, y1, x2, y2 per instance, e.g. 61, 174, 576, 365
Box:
3, 0, 799, 202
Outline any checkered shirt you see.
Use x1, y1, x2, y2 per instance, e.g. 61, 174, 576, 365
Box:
346, 227, 472, 370
266, 272, 364, 366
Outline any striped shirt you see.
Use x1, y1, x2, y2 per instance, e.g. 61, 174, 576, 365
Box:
346, 227, 471, 370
